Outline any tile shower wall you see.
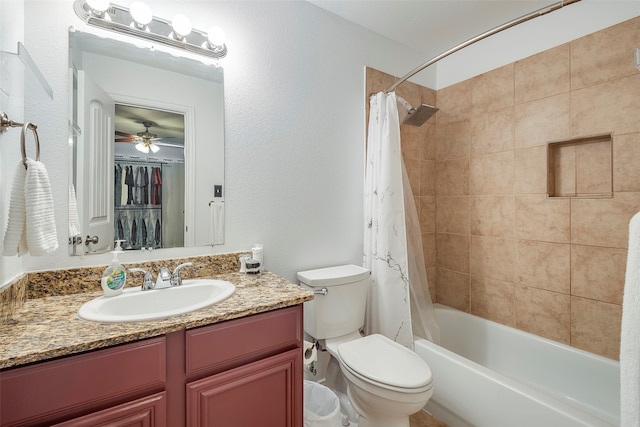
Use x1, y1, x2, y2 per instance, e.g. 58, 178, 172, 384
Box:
367, 16, 640, 361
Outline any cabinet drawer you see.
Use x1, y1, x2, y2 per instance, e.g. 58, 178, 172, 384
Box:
1, 337, 166, 426
186, 305, 302, 376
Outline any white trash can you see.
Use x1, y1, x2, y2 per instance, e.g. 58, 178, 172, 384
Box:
304, 380, 342, 427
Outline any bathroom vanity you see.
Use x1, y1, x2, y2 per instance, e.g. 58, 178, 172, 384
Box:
0, 270, 312, 427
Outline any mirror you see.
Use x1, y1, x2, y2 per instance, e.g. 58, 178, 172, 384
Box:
68, 30, 225, 255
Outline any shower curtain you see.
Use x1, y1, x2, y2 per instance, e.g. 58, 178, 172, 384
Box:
364, 92, 440, 348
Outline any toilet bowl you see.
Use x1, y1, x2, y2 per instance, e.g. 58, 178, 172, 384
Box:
298, 265, 434, 427
325, 333, 433, 427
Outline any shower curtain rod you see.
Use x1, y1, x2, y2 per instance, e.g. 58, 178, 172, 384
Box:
385, 0, 581, 93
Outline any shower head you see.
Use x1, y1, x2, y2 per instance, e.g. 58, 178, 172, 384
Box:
403, 104, 439, 127
395, 96, 438, 127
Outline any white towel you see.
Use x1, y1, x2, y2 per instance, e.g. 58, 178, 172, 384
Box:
68, 184, 81, 238
209, 200, 224, 245
23, 158, 58, 255
2, 163, 28, 256
621, 211, 640, 426
3, 160, 59, 256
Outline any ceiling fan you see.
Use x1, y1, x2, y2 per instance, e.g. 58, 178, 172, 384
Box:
115, 121, 162, 153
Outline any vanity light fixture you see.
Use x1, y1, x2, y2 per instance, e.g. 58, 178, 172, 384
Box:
86, 0, 110, 16
206, 26, 226, 53
73, 0, 227, 59
171, 14, 192, 40
129, 1, 152, 31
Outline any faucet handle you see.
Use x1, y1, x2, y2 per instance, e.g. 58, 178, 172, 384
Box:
156, 267, 171, 288
171, 262, 193, 287
129, 268, 154, 290
158, 267, 170, 279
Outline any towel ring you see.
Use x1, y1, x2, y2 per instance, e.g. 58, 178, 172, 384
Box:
20, 122, 40, 168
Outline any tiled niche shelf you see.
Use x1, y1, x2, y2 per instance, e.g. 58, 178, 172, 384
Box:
547, 134, 613, 198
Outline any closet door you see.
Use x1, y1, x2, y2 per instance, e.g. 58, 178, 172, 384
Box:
77, 71, 115, 253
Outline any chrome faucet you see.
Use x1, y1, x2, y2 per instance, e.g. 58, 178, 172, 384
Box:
129, 268, 154, 291
129, 262, 192, 291
155, 267, 172, 289
171, 262, 193, 287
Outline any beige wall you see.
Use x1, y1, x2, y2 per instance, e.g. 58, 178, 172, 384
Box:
367, 16, 640, 360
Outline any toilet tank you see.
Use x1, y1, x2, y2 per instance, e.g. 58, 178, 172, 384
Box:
297, 265, 370, 339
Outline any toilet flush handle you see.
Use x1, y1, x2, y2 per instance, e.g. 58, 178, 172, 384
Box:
313, 287, 328, 296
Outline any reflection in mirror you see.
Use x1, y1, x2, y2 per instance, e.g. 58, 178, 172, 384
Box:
68, 29, 225, 256
114, 105, 185, 251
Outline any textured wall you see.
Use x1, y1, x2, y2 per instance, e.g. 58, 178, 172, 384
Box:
3, 1, 638, 296
3, 0, 427, 284
0, 1, 25, 285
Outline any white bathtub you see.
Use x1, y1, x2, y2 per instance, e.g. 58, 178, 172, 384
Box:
415, 304, 620, 427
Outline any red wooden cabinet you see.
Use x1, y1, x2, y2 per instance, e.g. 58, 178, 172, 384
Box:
186, 349, 300, 427
0, 305, 303, 427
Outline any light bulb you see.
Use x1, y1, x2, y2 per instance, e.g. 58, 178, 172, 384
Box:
135, 142, 150, 153
130, 1, 152, 27
150, 144, 160, 153
86, 0, 109, 13
207, 26, 226, 48
171, 14, 192, 39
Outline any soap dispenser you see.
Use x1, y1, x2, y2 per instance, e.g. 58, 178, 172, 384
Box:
101, 240, 127, 297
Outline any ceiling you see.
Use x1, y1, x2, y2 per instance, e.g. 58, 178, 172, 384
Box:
308, 0, 558, 60
114, 104, 185, 147
113, 1, 561, 146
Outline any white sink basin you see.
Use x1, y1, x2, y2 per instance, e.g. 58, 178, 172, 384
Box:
78, 279, 235, 323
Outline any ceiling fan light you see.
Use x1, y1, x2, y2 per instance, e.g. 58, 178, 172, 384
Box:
150, 143, 160, 153
130, 1, 152, 27
135, 142, 150, 153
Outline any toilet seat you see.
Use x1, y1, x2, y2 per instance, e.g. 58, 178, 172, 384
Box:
337, 334, 433, 393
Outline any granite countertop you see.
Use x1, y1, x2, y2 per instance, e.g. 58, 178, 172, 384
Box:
0, 271, 313, 370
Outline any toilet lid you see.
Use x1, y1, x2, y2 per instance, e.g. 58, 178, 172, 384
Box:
337, 334, 432, 389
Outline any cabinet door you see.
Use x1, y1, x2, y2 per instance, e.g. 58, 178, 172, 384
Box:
52, 392, 166, 427
186, 349, 301, 427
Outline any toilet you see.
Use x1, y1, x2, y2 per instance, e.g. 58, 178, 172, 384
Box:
298, 265, 433, 427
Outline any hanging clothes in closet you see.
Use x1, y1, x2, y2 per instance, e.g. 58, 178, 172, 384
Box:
125, 165, 134, 205
114, 160, 163, 250
150, 166, 162, 205
114, 164, 122, 207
